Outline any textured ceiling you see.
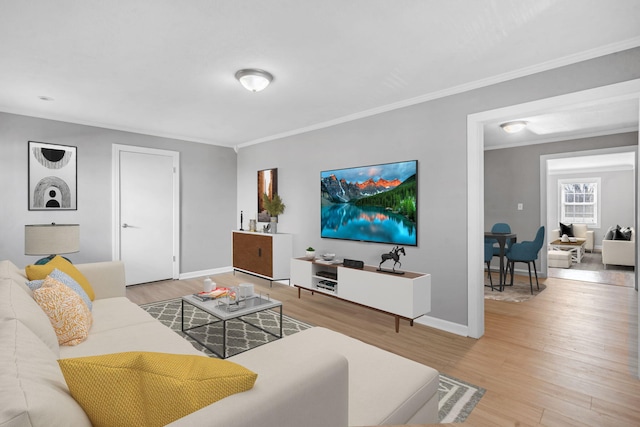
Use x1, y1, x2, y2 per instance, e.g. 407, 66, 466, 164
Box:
1, 0, 639, 148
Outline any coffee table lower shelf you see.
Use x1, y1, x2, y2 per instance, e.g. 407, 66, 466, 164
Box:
181, 295, 283, 359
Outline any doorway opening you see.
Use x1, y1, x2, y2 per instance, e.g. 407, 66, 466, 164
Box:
543, 147, 636, 288
467, 78, 640, 339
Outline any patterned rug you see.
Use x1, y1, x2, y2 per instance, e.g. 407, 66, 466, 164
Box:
141, 298, 485, 422
484, 273, 547, 302
140, 298, 311, 358
438, 374, 486, 423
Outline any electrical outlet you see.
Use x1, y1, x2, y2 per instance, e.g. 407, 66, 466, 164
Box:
517, 203, 523, 211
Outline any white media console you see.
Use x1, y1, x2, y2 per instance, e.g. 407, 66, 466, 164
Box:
290, 257, 431, 332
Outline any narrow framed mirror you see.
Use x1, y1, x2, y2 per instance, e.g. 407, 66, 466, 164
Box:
258, 168, 277, 222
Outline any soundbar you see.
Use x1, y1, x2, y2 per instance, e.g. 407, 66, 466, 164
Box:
343, 258, 364, 269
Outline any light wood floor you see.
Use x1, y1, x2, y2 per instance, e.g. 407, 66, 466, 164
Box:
127, 272, 640, 427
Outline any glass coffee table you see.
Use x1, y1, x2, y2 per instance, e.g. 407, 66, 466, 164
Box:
181, 293, 282, 358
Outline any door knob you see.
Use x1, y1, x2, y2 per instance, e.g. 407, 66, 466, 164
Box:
122, 223, 129, 228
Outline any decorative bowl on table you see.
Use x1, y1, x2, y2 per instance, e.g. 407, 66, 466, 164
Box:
322, 253, 335, 261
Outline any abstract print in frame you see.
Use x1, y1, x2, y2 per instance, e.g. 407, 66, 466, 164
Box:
28, 141, 77, 210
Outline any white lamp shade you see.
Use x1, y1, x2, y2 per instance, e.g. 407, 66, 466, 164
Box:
25, 224, 80, 255
235, 69, 273, 92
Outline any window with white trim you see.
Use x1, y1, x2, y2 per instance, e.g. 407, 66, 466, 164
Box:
559, 178, 600, 227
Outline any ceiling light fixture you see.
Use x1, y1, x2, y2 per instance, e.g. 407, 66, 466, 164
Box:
500, 121, 528, 133
235, 69, 273, 92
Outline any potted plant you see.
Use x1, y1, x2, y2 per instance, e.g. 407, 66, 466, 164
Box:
306, 246, 316, 259
262, 193, 286, 234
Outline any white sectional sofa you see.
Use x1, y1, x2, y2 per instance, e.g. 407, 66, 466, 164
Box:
1, 259, 440, 427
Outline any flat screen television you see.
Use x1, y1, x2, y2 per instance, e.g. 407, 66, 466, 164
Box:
321, 160, 417, 246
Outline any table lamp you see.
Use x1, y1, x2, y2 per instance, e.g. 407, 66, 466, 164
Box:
25, 223, 80, 265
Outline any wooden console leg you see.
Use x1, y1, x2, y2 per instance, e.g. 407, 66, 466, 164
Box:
410, 319, 414, 327
395, 316, 400, 333
297, 287, 301, 298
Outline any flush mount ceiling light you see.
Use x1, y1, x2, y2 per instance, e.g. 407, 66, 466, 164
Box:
235, 69, 273, 92
500, 120, 528, 133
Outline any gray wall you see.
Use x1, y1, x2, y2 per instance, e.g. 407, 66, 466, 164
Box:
237, 47, 640, 328
485, 133, 638, 246
0, 112, 237, 272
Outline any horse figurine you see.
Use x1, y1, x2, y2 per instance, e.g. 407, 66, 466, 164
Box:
378, 246, 406, 272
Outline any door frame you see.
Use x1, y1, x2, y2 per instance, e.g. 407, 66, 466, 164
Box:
541, 146, 637, 281
112, 144, 180, 280
467, 78, 640, 340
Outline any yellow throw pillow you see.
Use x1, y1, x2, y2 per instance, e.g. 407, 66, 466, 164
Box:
33, 277, 93, 346
25, 255, 95, 300
58, 352, 258, 427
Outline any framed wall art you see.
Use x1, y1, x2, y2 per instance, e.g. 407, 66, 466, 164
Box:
257, 168, 277, 222
28, 141, 77, 210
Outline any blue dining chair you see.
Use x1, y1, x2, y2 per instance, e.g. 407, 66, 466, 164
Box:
486, 222, 514, 279
484, 242, 495, 291
506, 226, 545, 294
490, 223, 513, 256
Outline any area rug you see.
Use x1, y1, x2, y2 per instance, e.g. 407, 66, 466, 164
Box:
549, 251, 635, 287
438, 373, 486, 423
141, 298, 484, 422
140, 298, 312, 358
484, 274, 546, 302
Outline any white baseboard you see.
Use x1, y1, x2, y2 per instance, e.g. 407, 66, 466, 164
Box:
415, 315, 469, 337
488, 267, 547, 278
179, 266, 233, 280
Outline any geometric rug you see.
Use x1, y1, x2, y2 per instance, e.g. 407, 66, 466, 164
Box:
140, 298, 313, 358
438, 374, 486, 423
141, 298, 485, 423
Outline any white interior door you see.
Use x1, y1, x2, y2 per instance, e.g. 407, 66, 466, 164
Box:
113, 145, 179, 285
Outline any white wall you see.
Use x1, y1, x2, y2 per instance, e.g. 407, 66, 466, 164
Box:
237, 47, 640, 330
0, 113, 237, 273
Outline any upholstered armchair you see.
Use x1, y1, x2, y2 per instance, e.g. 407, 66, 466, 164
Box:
550, 223, 594, 252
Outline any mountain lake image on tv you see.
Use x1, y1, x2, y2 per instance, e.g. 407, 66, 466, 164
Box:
321, 160, 417, 246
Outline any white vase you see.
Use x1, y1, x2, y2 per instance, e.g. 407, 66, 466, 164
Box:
270, 217, 277, 234
306, 250, 315, 259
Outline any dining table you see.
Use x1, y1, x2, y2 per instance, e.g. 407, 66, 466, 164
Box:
484, 231, 517, 291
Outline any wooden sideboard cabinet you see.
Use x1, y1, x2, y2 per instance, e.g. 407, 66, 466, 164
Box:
290, 257, 430, 332
232, 231, 292, 282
